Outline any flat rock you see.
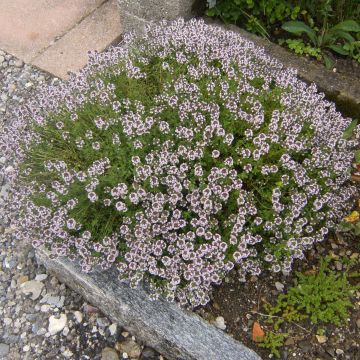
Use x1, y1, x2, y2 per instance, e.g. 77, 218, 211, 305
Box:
48, 313, 67, 335
36, 247, 261, 360
20, 280, 44, 300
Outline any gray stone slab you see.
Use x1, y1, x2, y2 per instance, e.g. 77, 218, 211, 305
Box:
36, 248, 261, 360
202, 16, 360, 119
117, 0, 195, 35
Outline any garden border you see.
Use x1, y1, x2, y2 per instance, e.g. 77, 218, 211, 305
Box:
36, 248, 261, 360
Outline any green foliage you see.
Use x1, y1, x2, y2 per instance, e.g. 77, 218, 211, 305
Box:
279, 38, 322, 60
281, 19, 360, 67
206, 0, 300, 37
264, 257, 358, 327
206, 0, 360, 65
294, 0, 360, 26
257, 331, 288, 358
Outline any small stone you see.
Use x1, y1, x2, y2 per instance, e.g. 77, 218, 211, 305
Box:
17, 275, 29, 285
62, 349, 73, 358
298, 340, 312, 352
214, 316, 226, 330
336, 349, 344, 355
97, 317, 110, 328
335, 261, 342, 271
109, 323, 117, 336
14, 59, 24, 67
275, 282, 284, 291
350, 253, 359, 260
40, 294, 65, 308
73, 311, 83, 323
23, 345, 30, 352
284, 337, 295, 346
37, 328, 46, 336
62, 326, 70, 336
121, 331, 129, 338
325, 347, 335, 357
20, 280, 44, 300
3, 318, 12, 326
315, 335, 328, 344
252, 321, 265, 342
140, 347, 158, 360
101, 347, 119, 360
35, 273, 48, 281
356, 318, 360, 329
48, 313, 67, 335
115, 338, 141, 358
83, 303, 98, 314
41, 304, 51, 313
0, 343, 10, 357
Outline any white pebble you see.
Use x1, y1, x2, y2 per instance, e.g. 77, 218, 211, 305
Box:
214, 316, 226, 330
48, 313, 67, 335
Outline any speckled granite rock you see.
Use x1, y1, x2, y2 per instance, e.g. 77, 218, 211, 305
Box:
36, 247, 261, 360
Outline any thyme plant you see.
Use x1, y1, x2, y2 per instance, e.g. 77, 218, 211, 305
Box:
1, 18, 359, 307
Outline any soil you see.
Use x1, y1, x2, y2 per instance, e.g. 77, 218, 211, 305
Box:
198, 233, 360, 359
324, 51, 360, 81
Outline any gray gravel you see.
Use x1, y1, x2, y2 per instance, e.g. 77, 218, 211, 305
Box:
0, 49, 162, 360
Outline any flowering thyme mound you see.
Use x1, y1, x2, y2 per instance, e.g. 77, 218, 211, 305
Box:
2, 18, 359, 307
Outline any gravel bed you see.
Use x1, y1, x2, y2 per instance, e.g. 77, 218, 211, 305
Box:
0, 49, 162, 360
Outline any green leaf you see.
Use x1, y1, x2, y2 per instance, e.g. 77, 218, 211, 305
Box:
327, 30, 355, 43
323, 54, 333, 69
355, 150, 360, 163
343, 119, 358, 139
327, 44, 350, 56
331, 20, 360, 33
281, 21, 317, 45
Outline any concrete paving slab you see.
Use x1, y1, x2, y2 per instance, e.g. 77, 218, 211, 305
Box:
32, 0, 122, 79
0, 0, 106, 62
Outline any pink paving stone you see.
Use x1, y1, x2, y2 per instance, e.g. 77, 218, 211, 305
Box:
0, 0, 106, 62
32, 0, 122, 79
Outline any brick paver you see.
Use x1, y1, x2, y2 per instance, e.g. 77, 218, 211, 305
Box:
0, 0, 122, 79
32, 0, 122, 79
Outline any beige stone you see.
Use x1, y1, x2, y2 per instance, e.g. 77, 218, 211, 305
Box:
32, 0, 122, 79
0, 0, 106, 62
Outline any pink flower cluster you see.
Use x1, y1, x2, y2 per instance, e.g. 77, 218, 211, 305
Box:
1, 18, 359, 307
